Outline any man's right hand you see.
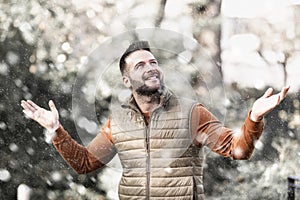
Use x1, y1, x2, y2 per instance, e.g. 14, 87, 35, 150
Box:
21, 100, 60, 132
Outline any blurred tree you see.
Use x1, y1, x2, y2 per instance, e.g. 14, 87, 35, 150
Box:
0, 1, 109, 199
190, 0, 223, 78
1, 0, 299, 200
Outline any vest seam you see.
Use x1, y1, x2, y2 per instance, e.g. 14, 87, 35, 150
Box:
121, 175, 203, 178
114, 137, 191, 144
119, 185, 193, 188
113, 127, 190, 135
119, 194, 193, 198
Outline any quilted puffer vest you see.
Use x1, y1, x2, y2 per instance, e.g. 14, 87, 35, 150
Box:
110, 90, 205, 200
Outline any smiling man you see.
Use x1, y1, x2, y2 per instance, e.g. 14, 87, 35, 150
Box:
21, 41, 289, 200
119, 43, 166, 123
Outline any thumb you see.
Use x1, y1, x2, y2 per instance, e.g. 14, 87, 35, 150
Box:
276, 94, 281, 105
263, 88, 273, 98
49, 100, 58, 116
48, 100, 60, 131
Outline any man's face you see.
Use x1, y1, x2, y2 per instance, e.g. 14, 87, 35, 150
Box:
123, 50, 164, 96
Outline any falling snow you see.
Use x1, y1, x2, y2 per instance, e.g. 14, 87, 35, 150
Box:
1, 0, 300, 200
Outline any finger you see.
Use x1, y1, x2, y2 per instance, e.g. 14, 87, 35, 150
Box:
279, 86, 290, 102
276, 94, 281, 105
22, 109, 33, 119
21, 100, 28, 109
49, 100, 58, 115
263, 88, 273, 98
27, 100, 41, 110
282, 86, 290, 96
21, 100, 36, 113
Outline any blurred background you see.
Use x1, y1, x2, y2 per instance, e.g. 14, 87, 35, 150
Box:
1, 0, 300, 199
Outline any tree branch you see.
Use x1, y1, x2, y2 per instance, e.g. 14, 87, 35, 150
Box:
154, 0, 167, 27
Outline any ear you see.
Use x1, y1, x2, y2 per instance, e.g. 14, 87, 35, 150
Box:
122, 75, 131, 88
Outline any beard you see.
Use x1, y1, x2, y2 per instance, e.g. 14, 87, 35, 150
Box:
130, 79, 165, 97
135, 84, 165, 96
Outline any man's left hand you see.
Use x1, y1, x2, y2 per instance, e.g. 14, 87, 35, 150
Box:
250, 86, 290, 122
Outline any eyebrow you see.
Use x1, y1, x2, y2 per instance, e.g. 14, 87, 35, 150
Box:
134, 59, 158, 67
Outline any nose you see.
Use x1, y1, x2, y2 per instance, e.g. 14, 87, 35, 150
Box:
145, 62, 159, 72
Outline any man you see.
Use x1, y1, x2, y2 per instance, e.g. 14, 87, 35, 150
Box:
21, 41, 289, 200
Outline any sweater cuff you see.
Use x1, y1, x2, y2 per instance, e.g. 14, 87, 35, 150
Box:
52, 124, 69, 144
245, 111, 264, 138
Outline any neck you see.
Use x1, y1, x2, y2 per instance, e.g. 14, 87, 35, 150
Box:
132, 92, 161, 114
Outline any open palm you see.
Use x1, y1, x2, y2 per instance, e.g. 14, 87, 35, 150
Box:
21, 100, 59, 132
251, 86, 290, 122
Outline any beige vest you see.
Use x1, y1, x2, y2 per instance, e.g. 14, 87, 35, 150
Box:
111, 91, 204, 200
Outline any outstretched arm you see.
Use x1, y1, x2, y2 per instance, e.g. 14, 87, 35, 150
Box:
21, 100, 116, 174
52, 120, 116, 174
193, 86, 290, 160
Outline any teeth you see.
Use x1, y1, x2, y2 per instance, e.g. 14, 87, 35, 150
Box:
147, 76, 158, 80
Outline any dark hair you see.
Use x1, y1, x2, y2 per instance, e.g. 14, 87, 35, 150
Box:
119, 41, 151, 74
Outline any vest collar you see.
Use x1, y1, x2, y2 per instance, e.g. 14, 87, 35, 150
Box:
121, 88, 173, 112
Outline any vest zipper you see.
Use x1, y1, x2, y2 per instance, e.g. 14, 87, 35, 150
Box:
142, 109, 159, 199
145, 124, 150, 200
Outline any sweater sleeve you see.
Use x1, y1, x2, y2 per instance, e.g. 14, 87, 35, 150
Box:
52, 118, 117, 174
191, 104, 264, 160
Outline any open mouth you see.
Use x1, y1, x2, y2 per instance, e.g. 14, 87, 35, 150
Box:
144, 73, 159, 81
145, 76, 159, 80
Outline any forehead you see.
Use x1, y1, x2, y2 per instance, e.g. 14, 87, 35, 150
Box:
125, 50, 156, 65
